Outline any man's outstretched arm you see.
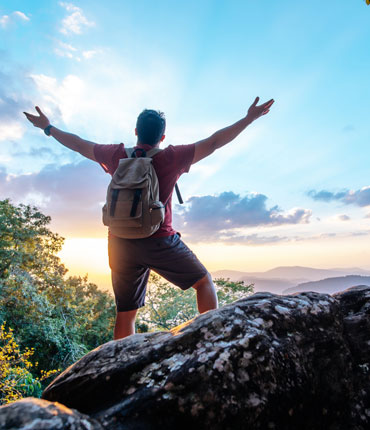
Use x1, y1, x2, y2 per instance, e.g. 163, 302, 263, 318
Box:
192, 97, 274, 164
23, 106, 96, 161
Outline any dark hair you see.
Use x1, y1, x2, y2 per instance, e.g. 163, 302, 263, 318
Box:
136, 109, 166, 146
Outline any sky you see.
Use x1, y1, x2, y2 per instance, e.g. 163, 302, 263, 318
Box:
1, 0, 370, 290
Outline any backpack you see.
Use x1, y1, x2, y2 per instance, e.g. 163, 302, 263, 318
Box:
102, 147, 182, 239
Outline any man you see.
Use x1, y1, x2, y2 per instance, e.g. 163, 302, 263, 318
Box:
24, 96, 274, 339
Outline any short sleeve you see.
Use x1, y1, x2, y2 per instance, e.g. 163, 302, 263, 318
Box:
94, 143, 126, 175
169, 144, 195, 175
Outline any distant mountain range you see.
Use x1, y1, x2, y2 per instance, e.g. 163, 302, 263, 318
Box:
282, 275, 370, 295
211, 266, 370, 295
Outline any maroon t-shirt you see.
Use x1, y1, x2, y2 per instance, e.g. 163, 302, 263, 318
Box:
94, 143, 195, 237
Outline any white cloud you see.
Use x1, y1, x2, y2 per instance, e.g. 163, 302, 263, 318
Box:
54, 41, 78, 59
30, 73, 85, 123
13, 11, 30, 21
0, 154, 12, 164
82, 50, 98, 59
28, 53, 182, 144
0, 66, 36, 144
0, 11, 30, 28
54, 41, 102, 61
0, 15, 9, 27
0, 123, 24, 141
338, 214, 350, 221
174, 191, 312, 243
59, 2, 95, 35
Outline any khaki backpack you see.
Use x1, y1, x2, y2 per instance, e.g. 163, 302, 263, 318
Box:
102, 147, 181, 239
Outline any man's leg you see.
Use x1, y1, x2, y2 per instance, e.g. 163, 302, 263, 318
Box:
192, 272, 218, 313
146, 234, 218, 315
114, 309, 138, 340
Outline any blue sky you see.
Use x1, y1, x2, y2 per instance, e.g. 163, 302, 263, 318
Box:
1, 0, 370, 283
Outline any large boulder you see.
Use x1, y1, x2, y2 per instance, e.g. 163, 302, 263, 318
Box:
38, 286, 370, 430
0, 398, 104, 430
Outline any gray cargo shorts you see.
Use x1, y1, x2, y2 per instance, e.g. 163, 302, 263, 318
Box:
108, 233, 208, 312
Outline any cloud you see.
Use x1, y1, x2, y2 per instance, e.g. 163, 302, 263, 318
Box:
308, 187, 370, 207
0, 16, 9, 27
59, 3, 95, 35
0, 123, 24, 141
213, 233, 288, 246
293, 232, 337, 242
350, 231, 369, 237
0, 11, 30, 28
11, 146, 59, 159
29, 73, 83, 124
82, 50, 99, 60
174, 191, 312, 243
53, 40, 101, 62
12, 11, 30, 21
0, 67, 36, 142
307, 189, 347, 202
343, 187, 370, 207
28, 55, 181, 144
338, 214, 350, 221
0, 160, 110, 236
54, 41, 78, 59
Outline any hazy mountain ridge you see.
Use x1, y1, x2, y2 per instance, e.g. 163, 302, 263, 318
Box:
283, 275, 370, 295
211, 266, 370, 295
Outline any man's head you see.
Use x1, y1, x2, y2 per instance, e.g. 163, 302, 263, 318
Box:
136, 109, 166, 146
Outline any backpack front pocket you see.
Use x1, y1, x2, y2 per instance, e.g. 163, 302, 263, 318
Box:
108, 200, 143, 227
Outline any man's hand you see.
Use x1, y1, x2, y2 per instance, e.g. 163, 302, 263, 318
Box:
23, 106, 50, 130
246, 97, 274, 123
23, 106, 97, 161
192, 96, 275, 164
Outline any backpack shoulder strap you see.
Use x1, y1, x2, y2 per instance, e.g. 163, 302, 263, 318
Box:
146, 148, 162, 158
125, 147, 135, 158
125, 146, 184, 204
147, 147, 184, 205
174, 183, 183, 204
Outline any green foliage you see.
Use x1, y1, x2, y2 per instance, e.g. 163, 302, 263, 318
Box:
136, 273, 254, 331
214, 277, 254, 306
0, 199, 65, 279
137, 273, 198, 331
0, 322, 58, 405
0, 199, 116, 374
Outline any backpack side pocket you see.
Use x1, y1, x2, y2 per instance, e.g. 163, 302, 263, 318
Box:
150, 201, 165, 227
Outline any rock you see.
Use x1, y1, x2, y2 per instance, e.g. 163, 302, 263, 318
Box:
334, 286, 370, 427
334, 285, 370, 365
38, 287, 370, 430
0, 398, 104, 430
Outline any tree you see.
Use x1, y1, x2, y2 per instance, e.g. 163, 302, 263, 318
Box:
136, 273, 254, 332
136, 273, 198, 331
0, 322, 57, 405
0, 199, 65, 280
0, 200, 116, 373
213, 277, 254, 306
